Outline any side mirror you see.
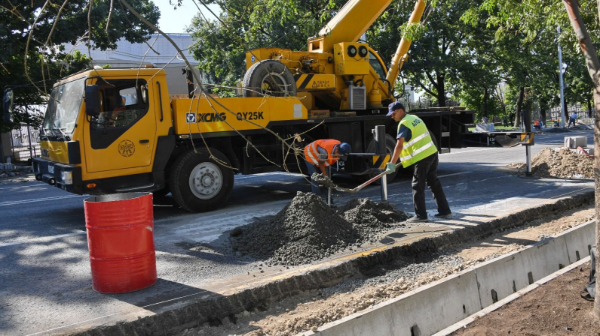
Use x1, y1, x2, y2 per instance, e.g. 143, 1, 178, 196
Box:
85, 85, 101, 117
140, 84, 148, 104
3, 88, 14, 123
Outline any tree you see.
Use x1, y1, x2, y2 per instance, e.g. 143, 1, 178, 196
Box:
369, 0, 480, 107
0, 0, 160, 133
474, 0, 600, 317
560, 0, 600, 317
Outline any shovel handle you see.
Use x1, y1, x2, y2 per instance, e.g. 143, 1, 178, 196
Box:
353, 170, 388, 192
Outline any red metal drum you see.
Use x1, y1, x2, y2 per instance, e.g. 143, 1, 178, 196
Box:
84, 192, 157, 293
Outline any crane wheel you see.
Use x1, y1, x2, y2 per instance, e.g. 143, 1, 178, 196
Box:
168, 148, 234, 212
242, 60, 297, 97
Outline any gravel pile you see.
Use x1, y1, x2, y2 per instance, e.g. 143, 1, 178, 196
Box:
339, 198, 408, 232
229, 192, 407, 266
508, 147, 593, 178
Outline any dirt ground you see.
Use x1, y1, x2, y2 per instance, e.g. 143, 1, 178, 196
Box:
507, 147, 593, 179
179, 205, 595, 336
453, 263, 600, 336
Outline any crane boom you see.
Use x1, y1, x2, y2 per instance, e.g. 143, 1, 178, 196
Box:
385, 0, 426, 86
309, 0, 393, 53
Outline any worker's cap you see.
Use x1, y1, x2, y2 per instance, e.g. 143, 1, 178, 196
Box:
338, 142, 351, 161
387, 102, 405, 116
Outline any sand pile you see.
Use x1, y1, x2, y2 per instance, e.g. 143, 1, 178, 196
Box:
230, 192, 407, 266
508, 147, 593, 178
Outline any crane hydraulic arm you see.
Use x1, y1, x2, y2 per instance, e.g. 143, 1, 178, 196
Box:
308, 0, 393, 53
386, 0, 426, 86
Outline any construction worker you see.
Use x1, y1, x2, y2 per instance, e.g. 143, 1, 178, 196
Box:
304, 140, 351, 198
568, 112, 578, 127
385, 102, 451, 222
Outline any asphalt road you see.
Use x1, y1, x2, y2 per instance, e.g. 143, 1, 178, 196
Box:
0, 127, 594, 336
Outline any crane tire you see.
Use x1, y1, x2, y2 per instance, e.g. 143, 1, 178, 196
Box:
168, 148, 234, 212
242, 60, 297, 97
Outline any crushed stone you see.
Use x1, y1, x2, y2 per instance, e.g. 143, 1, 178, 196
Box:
507, 147, 593, 178
311, 172, 336, 188
229, 192, 408, 266
339, 198, 408, 229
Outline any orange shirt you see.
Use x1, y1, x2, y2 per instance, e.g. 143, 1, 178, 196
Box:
304, 139, 341, 166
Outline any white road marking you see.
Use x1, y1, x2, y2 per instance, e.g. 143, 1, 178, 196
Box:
236, 171, 302, 180
550, 188, 589, 199
386, 172, 470, 198
444, 148, 496, 155
0, 194, 85, 207
438, 172, 470, 178
0, 231, 86, 248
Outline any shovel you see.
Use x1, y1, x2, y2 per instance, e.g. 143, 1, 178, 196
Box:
333, 170, 389, 193
314, 168, 391, 194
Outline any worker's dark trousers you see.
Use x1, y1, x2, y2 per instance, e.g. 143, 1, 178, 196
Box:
304, 159, 324, 195
412, 153, 451, 219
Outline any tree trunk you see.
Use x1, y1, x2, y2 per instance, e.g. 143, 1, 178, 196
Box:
483, 88, 489, 119
514, 86, 525, 128
594, 86, 600, 319
562, 0, 600, 318
564, 98, 569, 122
523, 99, 532, 132
540, 107, 547, 125
437, 73, 446, 107
588, 97, 593, 118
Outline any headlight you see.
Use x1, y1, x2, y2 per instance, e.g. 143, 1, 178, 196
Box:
358, 46, 368, 58
347, 45, 357, 57
61, 171, 73, 185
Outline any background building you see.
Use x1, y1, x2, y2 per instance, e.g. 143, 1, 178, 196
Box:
68, 33, 201, 95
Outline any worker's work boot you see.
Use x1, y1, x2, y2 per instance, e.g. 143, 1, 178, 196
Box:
434, 213, 452, 219
406, 215, 428, 223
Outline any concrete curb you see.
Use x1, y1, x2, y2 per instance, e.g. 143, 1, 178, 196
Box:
433, 256, 591, 336
70, 191, 594, 336
297, 220, 595, 336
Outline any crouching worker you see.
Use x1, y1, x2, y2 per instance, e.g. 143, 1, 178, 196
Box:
385, 102, 451, 222
304, 140, 351, 200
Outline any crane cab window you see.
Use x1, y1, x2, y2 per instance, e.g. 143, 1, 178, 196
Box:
369, 52, 386, 79
90, 79, 149, 149
94, 80, 147, 128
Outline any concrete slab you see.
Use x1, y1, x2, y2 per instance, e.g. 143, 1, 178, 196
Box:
308, 271, 480, 336
301, 222, 595, 336
435, 256, 592, 336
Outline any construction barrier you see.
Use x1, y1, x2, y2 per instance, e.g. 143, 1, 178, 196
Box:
84, 192, 157, 293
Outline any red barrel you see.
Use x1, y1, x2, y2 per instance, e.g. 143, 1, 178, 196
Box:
84, 192, 157, 293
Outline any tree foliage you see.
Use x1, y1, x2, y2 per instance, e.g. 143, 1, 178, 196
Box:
0, 0, 160, 132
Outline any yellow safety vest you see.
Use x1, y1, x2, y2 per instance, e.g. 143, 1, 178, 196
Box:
398, 114, 437, 167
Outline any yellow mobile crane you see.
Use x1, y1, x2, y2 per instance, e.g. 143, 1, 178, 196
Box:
243, 0, 425, 113
12, 0, 472, 212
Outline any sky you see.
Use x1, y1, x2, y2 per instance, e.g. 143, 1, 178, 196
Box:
155, 2, 220, 34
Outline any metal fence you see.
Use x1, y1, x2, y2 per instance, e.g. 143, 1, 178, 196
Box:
9, 123, 41, 163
